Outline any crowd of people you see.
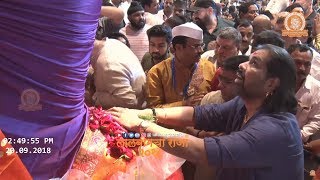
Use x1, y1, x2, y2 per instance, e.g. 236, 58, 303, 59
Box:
1, 0, 320, 179
89, 0, 320, 179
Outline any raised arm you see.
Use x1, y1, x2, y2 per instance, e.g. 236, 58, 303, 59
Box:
118, 106, 196, 127
110, 109, 301, 168
100, 6, 124, 25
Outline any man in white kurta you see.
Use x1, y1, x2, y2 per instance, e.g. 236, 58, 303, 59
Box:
91, 38, 146, 109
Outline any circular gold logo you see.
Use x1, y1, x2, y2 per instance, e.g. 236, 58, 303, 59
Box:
21, 89, 40, 106
284, 12, 306, 31
19, 88, 42, 111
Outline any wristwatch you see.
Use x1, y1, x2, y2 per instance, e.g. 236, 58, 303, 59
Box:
139, 120, 151, 132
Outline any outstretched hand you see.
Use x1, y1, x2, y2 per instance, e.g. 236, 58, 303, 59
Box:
107, 107, 143, 132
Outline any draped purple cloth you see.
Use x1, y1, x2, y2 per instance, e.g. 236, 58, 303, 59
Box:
0, 0, 101, 179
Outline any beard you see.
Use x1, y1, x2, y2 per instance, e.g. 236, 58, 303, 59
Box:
151, 51, 168, 61
195, 52, 202, 61
130, 19, 146, 30
164, 7, 173, 16
194, 18, 207, 31
194, 14, 211, 31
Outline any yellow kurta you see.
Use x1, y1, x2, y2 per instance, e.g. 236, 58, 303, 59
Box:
146, 57, 216, 108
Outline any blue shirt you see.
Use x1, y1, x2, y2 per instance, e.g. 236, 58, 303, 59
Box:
195, 97, 304, 180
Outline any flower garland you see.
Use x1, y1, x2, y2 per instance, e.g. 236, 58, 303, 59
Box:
88, 107, 134, 161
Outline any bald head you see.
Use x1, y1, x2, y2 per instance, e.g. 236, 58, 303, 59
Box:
252, 15, 272, 35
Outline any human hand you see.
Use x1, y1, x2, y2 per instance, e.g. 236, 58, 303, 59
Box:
183, 92, 206, 106
185, 126, 201, 137
304, 139, 320, 154
108, 107, 151, 117
313, 14, 320, 36
107, 107, 143, 131
207, 40, 216, 51
314, 167, 320, 180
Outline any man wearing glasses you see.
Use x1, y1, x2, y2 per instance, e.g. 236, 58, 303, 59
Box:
145, 22, 215, 108
201, 55, 249, 106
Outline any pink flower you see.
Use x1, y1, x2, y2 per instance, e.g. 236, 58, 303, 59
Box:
100, 115, 112, 125
88, 107, 139, 162
89, 123, 100, 131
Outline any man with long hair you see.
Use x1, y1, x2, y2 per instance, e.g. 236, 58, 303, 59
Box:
109, 44, 303, 180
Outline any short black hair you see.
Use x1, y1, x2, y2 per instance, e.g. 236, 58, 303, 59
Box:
141, 0, 153, 8
222, 55, 249, 72
313, 0, 318, 6
237, 19, 252, 28
257, 44, 297, 114
229, 5, 236, 14
147, 25, 172, 43
172, 36, 187, 49
285, 3, 304, 13
102, 0, 112, 6
106, 32, 131, 48
260, 10, 274, 20
252, 30, 285, 51
287, 44, 313, 56
174, 0, 186, 7
239, 2, 257, 15
164, 15, 187, 29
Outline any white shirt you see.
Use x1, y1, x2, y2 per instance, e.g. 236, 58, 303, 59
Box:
91, 38, 146, 109
296, 75, 320, 142
118, 1, 130, 24
240, 45, 252, 56
156, 9, 172, 21
265, 0, 290, 14
145, 12, 164, 26
310, 48, 320, 81
201, 50, 243, 64
201, 50, 216, 61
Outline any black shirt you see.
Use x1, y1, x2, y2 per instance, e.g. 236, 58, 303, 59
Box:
203, 17, 235, 51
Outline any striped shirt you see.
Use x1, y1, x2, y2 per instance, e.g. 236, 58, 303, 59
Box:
120, 24, 151, 61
